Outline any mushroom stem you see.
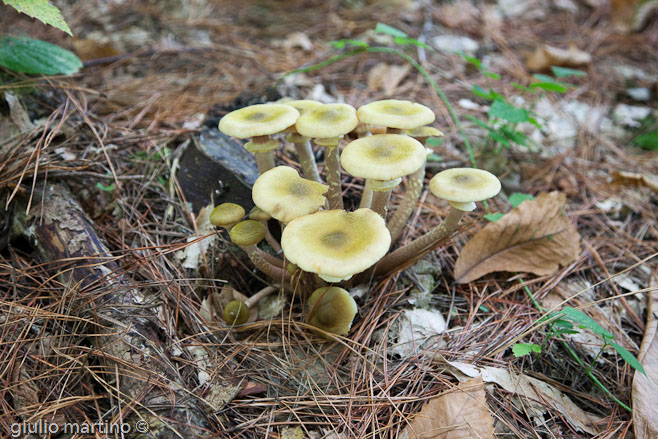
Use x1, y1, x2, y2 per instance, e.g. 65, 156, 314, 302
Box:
264, 227, 282, 253
240, 244, 291, 281
244, 285, 278, 308
373, 207, 464, 276
370, 189, 392, 218
317, 138, 343, 210
359, 186, 373, 209
386, 128, 403, 134
288, 134, 321, 183
251, 135, 277, 174
387, 164, 425, 242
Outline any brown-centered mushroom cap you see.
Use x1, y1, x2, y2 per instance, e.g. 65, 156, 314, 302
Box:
357, 100, 435, 130
295, 103, 358, 139
229, 220, 267, 246
281, 208, 391, 282
252, 166, 328, 223
219, 104, 300, 139
306, 286, 358, 337
429, 168, 501, 211
341, 134, 426, 181
210, 203, 245, 228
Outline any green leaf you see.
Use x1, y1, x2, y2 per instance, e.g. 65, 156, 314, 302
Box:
511, 82, 531, 92
513, 343, 541, 357
3, 0, 72, 35
484, 71, 501, 80
488, 99, 530, 123
472, 85, 498, 100
484, 212, 504, 222
374, 23, 408, 38
508, 192, 534, 207
96, 182, 116, 192
458, 52, 481, 69
464, 115, 494, 131
551, 66, 587, 78
426, 136, 443, 147
393, 36, 428, 49
552, 319, 574, 330
531, 81, 568, 93
560, 307, 614, 339
528, 116, 543, 129
610, 342, 646, 376
488, 130, 510, 147
632, 131, 658, 150
329, 39, 369, 49
0, 36, 82, 75
427, 153, 442, 162
500, 127, 529, 146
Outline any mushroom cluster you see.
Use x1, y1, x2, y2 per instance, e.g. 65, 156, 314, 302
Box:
213, 99, 502, 337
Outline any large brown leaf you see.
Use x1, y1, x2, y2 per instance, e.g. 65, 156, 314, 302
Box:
454, 191, 580, 283
400, 376, 494, 439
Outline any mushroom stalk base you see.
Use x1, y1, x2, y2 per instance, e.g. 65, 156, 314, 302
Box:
323, 143, 344, 210
374, 207, 465, 276
244, 285, 278, 308
242, 245, 290, 281
254, 152, 275, 175
371, 189, 392, 219
388, 165, 425, 243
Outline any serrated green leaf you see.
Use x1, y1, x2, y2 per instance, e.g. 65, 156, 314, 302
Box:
488, 99, 530, 123
610, 342, 646, 376
0, 36, 83, 75
561, 307, 613, 339
551, 66, 587, 78
513, 343, 541, 357
484, 212, 504, 222
3, 0, 72, 35
374, 23, 408, 38
508, 192, 534, 208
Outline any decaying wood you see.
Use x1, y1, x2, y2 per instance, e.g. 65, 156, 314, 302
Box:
12, 183, 211, 438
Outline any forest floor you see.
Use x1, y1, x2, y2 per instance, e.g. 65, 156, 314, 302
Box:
1, 1, 658, 438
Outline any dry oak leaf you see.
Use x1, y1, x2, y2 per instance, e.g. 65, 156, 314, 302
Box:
454, 191, 580, 283
367, 63, 411, 96
400, 376, 494, 439
612, 170, 658, 195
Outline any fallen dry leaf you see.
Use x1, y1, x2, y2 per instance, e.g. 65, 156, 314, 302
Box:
367, 63, 411, 96
439, 361, 600, 435
72, 37, 121, 61
612, 170, 658, 195
632, 271, 658, 439
400, 376, 494, 439
454, 192, 581, 283
526, 44, 592, 71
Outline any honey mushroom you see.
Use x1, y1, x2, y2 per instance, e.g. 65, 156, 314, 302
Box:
306, 286, 358, 338
295, 103, 358, 210
229, 220, 290, 282
341, 134, 426, 219
219, 103, 300, 174
281, 100, 323, 182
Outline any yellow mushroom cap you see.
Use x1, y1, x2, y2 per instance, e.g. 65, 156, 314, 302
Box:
429, 168, 501, 211
248, 206, 272, 222
284, 99, 322, 116
229, 220, 266, 246
405, 126, 444, 138
281, 208, 391, 281
219, 104, 300, 139
357, 100, 435, 129
252, 166, 329, 223
306, 286, 358, 337
210, 203, 245, 227
295, 103, 358, 139
341, 134, 426, 181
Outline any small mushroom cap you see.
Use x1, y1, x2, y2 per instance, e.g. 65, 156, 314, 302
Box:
284, 99, 322, 115
253, 166, 328, 223
210, 203, 245, 227
405, 126, 444, 138
357, 100, 435, 129
295, 103, 358, 139
281, 208, 391, 281
248, 206, 271, 222
229, 220, 266, 246
429, 168, 501, 206
223, 300, 249, 325
306, 286, 358, 337
219, 104, 300, 139
341, 134, 426, 181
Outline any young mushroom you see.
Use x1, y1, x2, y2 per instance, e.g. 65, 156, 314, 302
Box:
229, 220, 289, 281
249, 206, 281, 252
252, 166, 328, 224
373, 168, 501, 276
282, 100, 323, 182
210, 202, 245, 229
219, 103, 300, 174
295, 103, 358, 210
357, 99, 435, 134
306, 286, 358, 338
281, 208, 391, 283
223, 285, 278, 325
388, 126, 445, 242
341, 134, 426, 218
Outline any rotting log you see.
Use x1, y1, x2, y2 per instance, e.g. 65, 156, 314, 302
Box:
11, 183, 211, 438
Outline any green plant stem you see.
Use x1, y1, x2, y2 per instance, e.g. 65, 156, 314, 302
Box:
519, 278, 632, 412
